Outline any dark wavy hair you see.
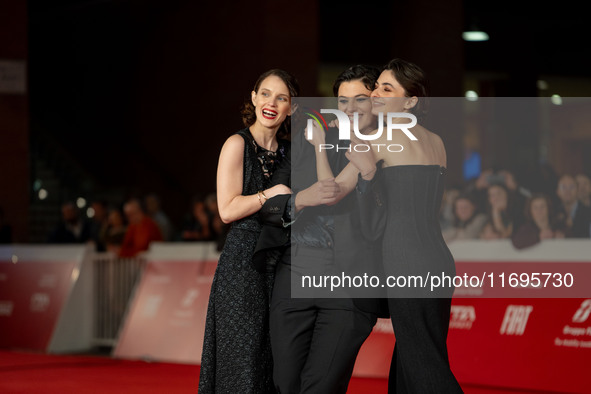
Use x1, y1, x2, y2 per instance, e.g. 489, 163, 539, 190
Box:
332, 64, 380, 97
382, 58, 430, 119
240, 69, 300, 139
524, 193, 555, 223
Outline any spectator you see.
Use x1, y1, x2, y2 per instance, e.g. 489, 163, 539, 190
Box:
144, 193, 173, 241
204, 192, 229, 250
442, 193, 487, 243
480, 184, 517, 240
119, 198, 163, 257
104, 207, 127, 254
512, 193, 565, 249
525, 161, 559, 196
575, 173, 591, 207
555, 174, 591, 238
470, 168, 529, 217
89, 199, 109, 251
0, 206, 12, 244
48, 201, 92, 243
181, 196, 212, 241
440, 184, 461, 232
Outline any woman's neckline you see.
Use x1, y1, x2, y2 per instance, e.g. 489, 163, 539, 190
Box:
382, 164, 446, 170
246, 128, 278, 153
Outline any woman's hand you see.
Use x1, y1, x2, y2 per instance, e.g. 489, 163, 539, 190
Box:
475, 170, 492, 190
500, 170, 518, 191
491, 199, 507, 212
539, 228, 554, 240
306, 121, 326, 147
265, 184, 292, 199
480, 223, 501, 240
554, 230, 565, 239
295, 178, 341, 211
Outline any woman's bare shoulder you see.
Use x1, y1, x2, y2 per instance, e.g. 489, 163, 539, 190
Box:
221, 133, 245, 152
420, 126, 447, 166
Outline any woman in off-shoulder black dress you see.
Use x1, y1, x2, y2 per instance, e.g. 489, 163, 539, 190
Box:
198, 69, 298, 393
346, 59, 463, 393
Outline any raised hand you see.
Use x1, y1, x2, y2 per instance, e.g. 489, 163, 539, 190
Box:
306, 120, 326, 147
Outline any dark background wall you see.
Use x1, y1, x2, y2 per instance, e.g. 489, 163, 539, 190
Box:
0, 0, 29, 242
1, 0, 590, 241
24, 0, 322, 232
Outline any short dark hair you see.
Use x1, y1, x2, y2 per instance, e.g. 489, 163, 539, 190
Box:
240, 69, 300, 139
382, 58, 430, 118
332, 64, 380, 97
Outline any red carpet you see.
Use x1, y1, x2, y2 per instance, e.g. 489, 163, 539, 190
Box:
0, 351, 547, 393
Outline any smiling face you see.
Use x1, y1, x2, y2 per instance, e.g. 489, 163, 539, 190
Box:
251, 75, 291, 130
557, 175, 578, 205
337, 79, 376, 134
108, 209, 124, 227
454, 198, 475, 222
530, 197, 549, 225
488, 185, 508, 210
370, 70, 417, 115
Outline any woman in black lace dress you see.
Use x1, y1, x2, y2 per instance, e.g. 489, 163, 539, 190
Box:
198, 69, 299, 393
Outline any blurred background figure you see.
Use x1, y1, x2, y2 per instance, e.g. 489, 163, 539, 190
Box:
442, 193, 487, 243
104, 207, 127, 255
90, 199, 109, 251
119, 198, 162, 257
480, 184, 519, 240
440, 184, 461, 232
512, 193, 565, 249
48, 201, 92, 243
555, 174, 591, 238
470, 168, 528, 216
181, 196, 212, 242
0, 206, 12, 244
204, 192, 228, 250
144, 193, 173, 241
575, 173, 591, 207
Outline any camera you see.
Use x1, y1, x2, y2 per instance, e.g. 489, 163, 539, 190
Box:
487, 173, 505, 185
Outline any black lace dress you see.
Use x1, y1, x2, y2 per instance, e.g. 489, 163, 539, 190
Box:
198, 128, 288, 394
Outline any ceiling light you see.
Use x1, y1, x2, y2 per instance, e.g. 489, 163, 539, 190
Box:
462, 31, 489, 42
551, 94, 562, 105
465, 90, 479, 101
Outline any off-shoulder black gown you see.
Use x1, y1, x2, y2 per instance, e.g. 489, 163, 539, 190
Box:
198, 128, 287, 394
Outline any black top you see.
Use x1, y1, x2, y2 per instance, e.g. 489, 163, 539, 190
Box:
231, 128, 289, 233
358, 164, 456, 298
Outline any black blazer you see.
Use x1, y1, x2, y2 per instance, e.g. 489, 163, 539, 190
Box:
254, 129, 389, 318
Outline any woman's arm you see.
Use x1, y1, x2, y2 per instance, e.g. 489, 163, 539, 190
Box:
491, 210, 513, 238
306, 123, 361, 205
461, 214, 488, 239
217, 135, 290, 224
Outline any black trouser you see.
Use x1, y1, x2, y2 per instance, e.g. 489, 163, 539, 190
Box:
387, 297, 464, 394
270, 247, 377, 394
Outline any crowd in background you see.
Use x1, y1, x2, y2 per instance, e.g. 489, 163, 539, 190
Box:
440, 169, 591, 249
40, 192, 228, 257
1, 168, 590, 254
